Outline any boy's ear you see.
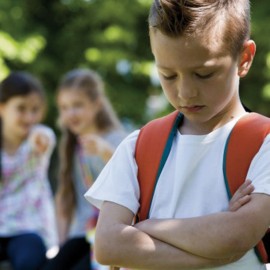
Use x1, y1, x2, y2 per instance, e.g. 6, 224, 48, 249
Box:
238, 40, 256, 78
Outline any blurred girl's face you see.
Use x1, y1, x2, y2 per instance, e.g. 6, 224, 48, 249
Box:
57, 88, 100, 136
0, 92, 44, 140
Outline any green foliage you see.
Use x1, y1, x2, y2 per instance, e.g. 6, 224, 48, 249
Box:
0, 0, 269, 128
0, 0, 153, 128
0, 0, 269, 188
0, 31, 45, 79
240, 1, 270, 115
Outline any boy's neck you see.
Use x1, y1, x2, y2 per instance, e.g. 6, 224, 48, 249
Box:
179, 107, 247, 135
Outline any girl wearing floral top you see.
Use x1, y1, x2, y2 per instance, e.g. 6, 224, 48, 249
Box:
0, 72, 58, 270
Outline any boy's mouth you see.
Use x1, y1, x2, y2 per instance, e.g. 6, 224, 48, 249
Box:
180, 105, 205, 113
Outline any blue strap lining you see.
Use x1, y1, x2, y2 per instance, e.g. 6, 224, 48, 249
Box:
146, 113, 183, 219
222, 129, 233, 200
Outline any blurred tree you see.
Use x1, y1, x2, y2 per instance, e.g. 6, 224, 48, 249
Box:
240, 2, 270, 116
0, 0, 269, 191
0, 0, 155, 128
0, 0, 269, 127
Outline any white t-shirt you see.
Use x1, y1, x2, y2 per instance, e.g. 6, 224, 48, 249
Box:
85, 115, 270, 270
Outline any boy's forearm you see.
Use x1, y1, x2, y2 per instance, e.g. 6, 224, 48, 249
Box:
96, 223, 237, 269
95, 202, 236, 269
135, 214, 244, 260
135, 194, 270, 259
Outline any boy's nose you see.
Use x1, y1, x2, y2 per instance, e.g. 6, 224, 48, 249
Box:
177, 77, 198, 101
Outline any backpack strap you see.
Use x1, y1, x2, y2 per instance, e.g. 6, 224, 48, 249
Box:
223, 112, 270, 263
135, 111, 270, 263
223, 113, 270, 197
135, 110, 182, 221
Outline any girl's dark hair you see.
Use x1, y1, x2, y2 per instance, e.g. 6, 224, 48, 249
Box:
0, 71, 45, 103
149, 0, 251, 57
0, 71, 45, 180
56, 68, 122, 221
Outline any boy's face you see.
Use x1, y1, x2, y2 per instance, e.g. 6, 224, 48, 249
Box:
150, 30, 253, 133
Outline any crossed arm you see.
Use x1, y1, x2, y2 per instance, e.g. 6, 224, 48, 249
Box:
94, 181, 270, 269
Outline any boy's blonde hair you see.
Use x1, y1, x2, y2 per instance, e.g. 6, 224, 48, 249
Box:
149, 0, 251, 57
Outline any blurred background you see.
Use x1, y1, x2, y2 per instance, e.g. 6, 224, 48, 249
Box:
0, 0, 269, 188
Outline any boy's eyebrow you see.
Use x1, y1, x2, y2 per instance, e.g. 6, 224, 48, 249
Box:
156, 59, 221, 70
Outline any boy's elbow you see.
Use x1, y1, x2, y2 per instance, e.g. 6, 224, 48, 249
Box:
94, 241, 112, 265
227, 236, 252, 254
93, 202, 135, 265
225, 226, 262, 255
94, 231, 119, 265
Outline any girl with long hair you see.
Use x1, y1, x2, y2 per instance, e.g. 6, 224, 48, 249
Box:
43, 68, 127, 270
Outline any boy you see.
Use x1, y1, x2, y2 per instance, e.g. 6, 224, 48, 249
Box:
85, 1, 270, 269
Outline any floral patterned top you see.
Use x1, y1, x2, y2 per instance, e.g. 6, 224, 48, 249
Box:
0, 125, 58, 249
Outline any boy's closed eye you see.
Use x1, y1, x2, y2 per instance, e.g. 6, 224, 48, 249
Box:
159, 71, 177, 80
162, 74, 177, 80
194, 72, 214, 79
160, 70, 215, 81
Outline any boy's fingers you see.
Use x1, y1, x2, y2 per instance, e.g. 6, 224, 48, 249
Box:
230, 195, 252, 212
234, 179, 254, 197
237, 179, 252, 192
229, 180, 254, 212
236, 195, 252, 208
241, 181, 255, 195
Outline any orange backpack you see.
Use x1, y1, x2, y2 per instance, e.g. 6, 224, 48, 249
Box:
135, 111, 270, 263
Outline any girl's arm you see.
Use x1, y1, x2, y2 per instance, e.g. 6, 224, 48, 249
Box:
94, 201, 243, 270
134, 191, 270, 260
29, 125, 56, 155
79, 134, 115, 162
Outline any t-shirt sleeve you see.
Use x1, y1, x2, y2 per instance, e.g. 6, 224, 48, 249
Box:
248, 134, 270, 195
84, 130, 140, 215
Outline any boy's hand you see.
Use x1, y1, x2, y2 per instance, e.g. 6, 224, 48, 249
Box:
30, 131, 50, 154
229, 179, 254, 212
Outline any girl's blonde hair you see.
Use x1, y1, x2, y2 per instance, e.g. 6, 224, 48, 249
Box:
56, 68, 122, 221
